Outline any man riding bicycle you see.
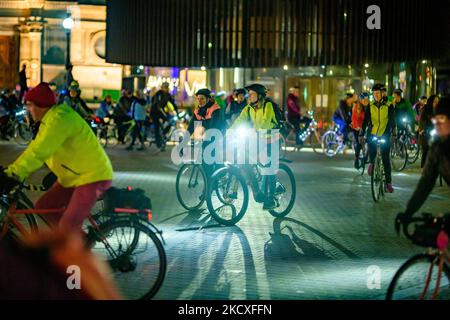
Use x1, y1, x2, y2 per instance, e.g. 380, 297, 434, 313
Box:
230, 83, 280, 210
396, 96, 450, 227
392, 88, 416, 134
360, 83, 396, 193
0, 82, 113, 233
286, 86, 312, 146
64, 80, 94, 123
332, 92, 354, 144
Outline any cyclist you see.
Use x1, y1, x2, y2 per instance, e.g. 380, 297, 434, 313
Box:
350, 92, 368, 169
413, 95, 428, 123
64, 80, 94, 123
187, 88, 223, 176
392, 88, 415, 134
419, 95, 440, 168
230, 83, 279, 210
114, 89, 134, 144
151, 82, 178, 150
360, 83, 396, 193
225, 88, 247, 126
332, 92, 354, 144
0, 82, 113, 233
395, 96, 450, 226
96, 95, 114, 121
286, 86, 312, 146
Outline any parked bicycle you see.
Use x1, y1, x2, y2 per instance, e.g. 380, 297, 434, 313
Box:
4, 106, 33, 145
0, 173, 167, 300
387, 212, 450, 300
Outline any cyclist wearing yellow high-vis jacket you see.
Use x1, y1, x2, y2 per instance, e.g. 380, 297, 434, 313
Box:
2, 82, 113, 232
360, 83, 396, 193
230, 83, 279, 210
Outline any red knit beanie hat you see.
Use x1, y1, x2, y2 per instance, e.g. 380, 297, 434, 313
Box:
24, 82, 56, 108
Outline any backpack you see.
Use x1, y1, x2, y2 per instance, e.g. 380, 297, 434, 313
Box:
102, 187, 152, 214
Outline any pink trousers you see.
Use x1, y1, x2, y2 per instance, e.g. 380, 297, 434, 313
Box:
35, 180, 112, 232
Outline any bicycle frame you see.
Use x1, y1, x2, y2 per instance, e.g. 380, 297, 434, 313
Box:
420, 249, 450, 299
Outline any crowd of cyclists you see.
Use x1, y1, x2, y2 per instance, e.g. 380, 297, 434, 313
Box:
0, 74, 448, 299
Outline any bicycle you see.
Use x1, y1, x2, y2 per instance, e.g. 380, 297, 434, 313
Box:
5, 106, 33, 145
279, 111, 323, 156
398, 119, 420, 165
0, 175, 167, 300
96, 117, 119, 148
370, 136, 387, 202
391, 133, 408, 172
386, 212, 450, 300
205, 159, 296, 226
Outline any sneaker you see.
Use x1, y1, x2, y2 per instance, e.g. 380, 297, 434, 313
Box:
263, 198, 278, 210
368, 164, 373, 176
386, 183, 394, 193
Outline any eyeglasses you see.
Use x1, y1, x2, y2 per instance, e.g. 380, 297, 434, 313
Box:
432, 116, 448, 125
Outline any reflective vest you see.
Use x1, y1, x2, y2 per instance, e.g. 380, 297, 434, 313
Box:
370, 101, 390, 136
194, 104, 221, 121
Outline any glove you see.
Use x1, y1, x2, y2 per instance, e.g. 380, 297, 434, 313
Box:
0, 169, 20, 194
395, 212, 411, 235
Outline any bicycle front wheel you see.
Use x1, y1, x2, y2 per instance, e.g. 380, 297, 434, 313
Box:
269, 163, 296, 218
176, 163, 207, 211
386, 253, 450, 300
91, 219, 166, 300
206, 167, 249, 226
406, 137, 420, 164
371, 158, 382, 202
322, 131, 340, 157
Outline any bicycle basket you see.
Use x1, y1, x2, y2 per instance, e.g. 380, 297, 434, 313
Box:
103, 187, 152, 214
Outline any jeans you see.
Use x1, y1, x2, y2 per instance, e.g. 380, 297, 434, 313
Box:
130, 120, 145, 146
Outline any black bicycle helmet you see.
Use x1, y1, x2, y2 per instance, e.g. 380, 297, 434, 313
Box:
195, 88, 212, 98
245, 83, 267, 97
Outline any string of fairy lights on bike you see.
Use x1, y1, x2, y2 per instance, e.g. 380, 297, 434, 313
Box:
298, 111, 318, 142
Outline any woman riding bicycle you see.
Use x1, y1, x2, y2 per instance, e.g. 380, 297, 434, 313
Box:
351, 92, 368, 169
0, 82, 113, 233
229, 83, 280, 210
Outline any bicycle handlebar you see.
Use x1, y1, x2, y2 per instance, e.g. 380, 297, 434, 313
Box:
399, 212, 450, 240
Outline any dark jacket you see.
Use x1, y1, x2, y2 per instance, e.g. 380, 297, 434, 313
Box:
405, 137, 450, 217
115, 95, 133, 117
151, 90, 178, 117
187, 100, 222, 134
333, 100, 352, 124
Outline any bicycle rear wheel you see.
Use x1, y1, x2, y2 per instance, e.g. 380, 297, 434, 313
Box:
391, 140, 407, 172
268, 163, 296, 218
176, 163, 207, 211
15, 123, 33, 145
406, 137, 420, 164
386, 253, 450, 300
206, 167, 249, 226
90, 218, 166, 300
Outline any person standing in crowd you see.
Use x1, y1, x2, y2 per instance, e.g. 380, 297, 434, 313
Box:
114, 89, 133, 144
0, 94, 8, 140
287, 86, 312, 146
225, 88, 247, 126
64, 80, 93, 122
392, 88, 415, 133
19, 64, 28, 103
64, 64, 74, 91
151, 82, 178, 150
419, 95, 440, 168
332, 92, 354, 144
360, 83, 396, 193
351, 92, 368, 169
126, 91, 147, 151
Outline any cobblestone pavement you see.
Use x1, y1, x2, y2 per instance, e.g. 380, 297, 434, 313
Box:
1, 140, 449, 299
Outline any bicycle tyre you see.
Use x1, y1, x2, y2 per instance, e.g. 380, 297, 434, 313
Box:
176, 163, 207, 211
322, 131, 339, 157
91, 218, 166, 300
391, 140, 407, 172
15, 123, 33, 145
371, 157, 382, 202
206, 167, 249, 226
406, 139, 420, 165
386, 253, 450, 300
269, 163, 296, 218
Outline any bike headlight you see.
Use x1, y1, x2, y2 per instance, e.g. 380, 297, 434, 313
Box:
402, 118, 407, 123
380, 139, 386, 144
15, 110, 26, 117
430, 129, 437, 137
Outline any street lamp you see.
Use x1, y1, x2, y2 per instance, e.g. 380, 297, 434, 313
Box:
63, 15, 74, 68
